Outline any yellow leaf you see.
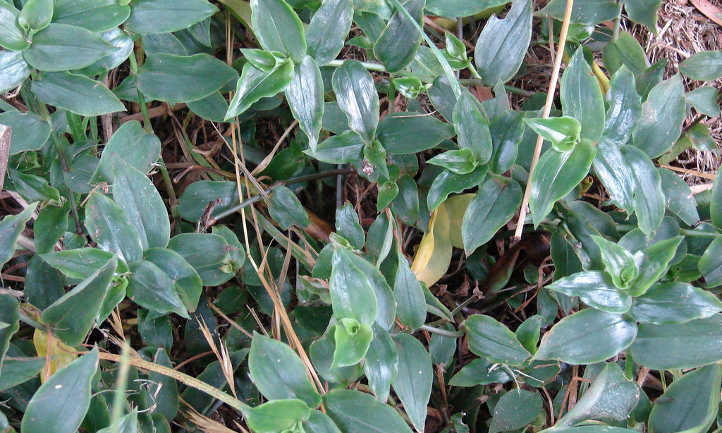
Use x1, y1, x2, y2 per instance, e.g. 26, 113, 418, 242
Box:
33, 329, 77, 382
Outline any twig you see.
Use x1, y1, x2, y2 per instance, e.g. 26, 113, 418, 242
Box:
251, 120, 298, 175
513, 0, 575, 240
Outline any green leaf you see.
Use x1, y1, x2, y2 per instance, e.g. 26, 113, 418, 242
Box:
18, 0, 52, 31
0, 111, 49, 155
620, 145, 665, 235
310, 327, 363, 385
462, 175, 522, 255
680, 50, 722, 81
0, 357, 45, 391
137, 53, 238, 103
659, 168, 700, 226
245, 399, 311, 433
603, 32, 648, 78
93, 121, 160, 183
41, 258, 117, 346
335, 203, 365, 250
463, 314, 531, 366
0, 204, 36, 267
40, 248, 127, 281
177, 180, 238, 221
143, 248, 203, 312
448, 358, 512, 387
685, 86, 720, 117
490, 111, 523, 173
631, 282, 722, 324
632, 74, 686, 158
249, 332, 322, 407
0, 50, 30, 93
31, 72, 125, 117
391, 334, 432, 432
0, 3, 29, 50
427, 165, 488, 212
530, 140, 596, 227
53, 0, 131, 32
128, 260, 189, 317
305, 131, 364, 164
592, 236, 638, 289
631, 315, 722, 369
324, 389, 413, 433
33, 206, 67, 255
561, 48, 605, 142
489, 389, 543, 433
592, 139, 635, 211
555, 363, 640, 427
21, 348, 98, 433
303, 410, 342, 433
168, 233, 234, 286
540, 0, 619, 25
269, 185, 310, 230
547, 271, 632, 313
425, 0, 508, 18
363, 326, 398, 402
516, 315, 543, 354
474, 0, 533, 86
376, 181, 398, 211
250, 0, 306, 63
629, 236, 683, 296
454, 90, 492, 163
225, 60, 294, 119
525, 116, 581, 152
126, 0, 217, 34
393, 252, 427, 329
391, 175, 419, 226
113, 163, 170, 250
23, 23, 110, 71
648, 365, 722, 433
286, 56, 324, 149
330, 246, 377, 325
535, 309, 637, 364
0, 294, 18, 360
187, 92, 230, 122
332, 60, 379, 142
699, 237, 722, 288
376, 112, 455, 154
428, 149, 478, 174
85, 28, 134, 74
84, 193, 143, 264
373, 0, 424, 73
307, 0, 353, 65
623, 0, 661, 31
333, 317, 373, 367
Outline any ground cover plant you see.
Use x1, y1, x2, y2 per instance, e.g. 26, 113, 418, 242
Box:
0, 0, 721, 432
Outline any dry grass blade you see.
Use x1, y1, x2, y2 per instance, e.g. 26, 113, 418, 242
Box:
198, 318, 237, 397
0, 125, 10, 192
251, 119, 298, 176
208, 302, 254, 338
183, 398, 241, 433
514, 0, 575, 240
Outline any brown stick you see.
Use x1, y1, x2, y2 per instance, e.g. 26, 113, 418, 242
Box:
513, 0, 575, 240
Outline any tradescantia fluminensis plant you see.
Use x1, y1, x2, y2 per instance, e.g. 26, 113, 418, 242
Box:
1, 0, 722, 431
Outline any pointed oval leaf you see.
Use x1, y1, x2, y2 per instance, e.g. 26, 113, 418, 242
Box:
648, 365, 722, 433
535, 309, 637, 364
269, 185, 310, 230
561, 48, 605, 142
489, 389, 543, 433
249, 332, 322, 407
113, 163, 170, 250
333, 318, 373, 367
631, 282, 722, 325
530, 140, 596, 227
324, 389, 413, 433
137, 53, 238, 103
84, 193, 143, 264
592, 236, 638, 289
680, 50, 722, 81
463, 314, 531, 366
18, 0, 53, 32
250, 0, 306, 63
603, 67, 642, 145
377, 112, 455, 155
23, 23, 109, 71
127, 260, 189, 317
330, 247, 378, 325
31, 72, 125, 117
393, 252, 427, 329
0, 112, 50, 155
167, 233, 234, 286
53, 0, 130, 32
225, 60, 294, 119
632, 75, 686, 158
93, 121, 160, 182
363, 326, 398, 402
620, 145, 665, 235
0, 3, 29, 50
698, 237, 722, 288
453, 90, 492, 163
143, 248, 203, 313
391, 334, 432, 432
303, 410, 342, 433
306, 0, 353, 65
245, 399, 311, 433
286, 56, 324, 149
525, 116, 581, 152
474, 0, 533, 85
21, 349, 98, 433
0, 50, 30, 93
331, 60, 379, 142
547, 271, 632, 313
126, 0, 217, 34
373, 0, 424, 73
462, 175, 522, 255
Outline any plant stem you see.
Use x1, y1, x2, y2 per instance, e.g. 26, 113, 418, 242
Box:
420, 324, 463, 338
513, 0, 575, 240
459, 79, 534, 96
681, 229, 719, 238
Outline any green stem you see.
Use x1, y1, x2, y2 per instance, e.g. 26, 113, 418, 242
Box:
387, 0, 462, 97
681, 229, 720, 238
420, 324, 463, 338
